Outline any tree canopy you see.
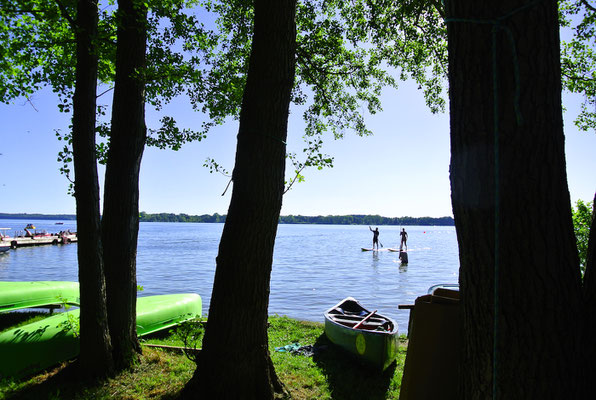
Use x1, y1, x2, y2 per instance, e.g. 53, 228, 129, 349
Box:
560, 0, 596, 132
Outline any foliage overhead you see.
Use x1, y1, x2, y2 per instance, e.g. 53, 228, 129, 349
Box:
0, 0, 218, 165
560, 0, 596, 132
199, 0, 448, 186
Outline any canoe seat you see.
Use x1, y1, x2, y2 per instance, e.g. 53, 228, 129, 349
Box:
330, 316, 391, 331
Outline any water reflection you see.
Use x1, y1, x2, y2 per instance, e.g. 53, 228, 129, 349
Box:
371, 251, 380, 267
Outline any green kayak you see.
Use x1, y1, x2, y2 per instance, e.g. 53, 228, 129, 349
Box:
0, 281, 80, 313
324, 297, 399, 370
0, 293, 201, 378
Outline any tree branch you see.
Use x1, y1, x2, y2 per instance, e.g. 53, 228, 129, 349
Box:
53, 0, 77, 31
581, 0, 596, 13
429, 0, 446, 19
97, 86, 114, 99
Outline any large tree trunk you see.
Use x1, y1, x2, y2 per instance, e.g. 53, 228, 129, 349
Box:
445, 0, 583, 397
582, 191, 596, 387
102, 0, 147, 370
582, 192, 596, 295
72, 0, 113, 378
184, 0, 296, 398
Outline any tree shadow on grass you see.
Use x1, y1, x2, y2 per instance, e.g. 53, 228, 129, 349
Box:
3, 362, 87, 400
313, 333, 397, 400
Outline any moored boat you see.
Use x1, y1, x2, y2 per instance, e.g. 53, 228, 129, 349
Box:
324, 297, 399, 370
0, 293, 202, 378
0, 228, 11, 252
1, 226, 77, 249
0, 281, 80, 313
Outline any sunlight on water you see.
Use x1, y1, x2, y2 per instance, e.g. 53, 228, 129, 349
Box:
0, 220, 459, 333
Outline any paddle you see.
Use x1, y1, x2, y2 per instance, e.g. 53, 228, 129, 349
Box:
352, 310, 377, 329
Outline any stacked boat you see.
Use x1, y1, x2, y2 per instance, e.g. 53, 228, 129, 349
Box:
0, 281, 201, 379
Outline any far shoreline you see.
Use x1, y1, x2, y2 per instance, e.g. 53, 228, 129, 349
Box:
0, 212, 454, 226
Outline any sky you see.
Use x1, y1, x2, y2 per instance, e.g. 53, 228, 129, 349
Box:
1, 79, 594, 219
1, 35, 595, 219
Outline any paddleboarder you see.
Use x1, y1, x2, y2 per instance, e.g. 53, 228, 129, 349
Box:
369, 226, 380, 250
400, 228, 408, 250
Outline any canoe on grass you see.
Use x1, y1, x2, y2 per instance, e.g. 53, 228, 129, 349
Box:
0, 281, 80, 313
324, 297, 399, 371
0, 293, 201, 378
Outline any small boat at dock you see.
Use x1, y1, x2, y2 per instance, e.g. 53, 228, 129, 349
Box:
2, 226, 77, 249
324, 297, 399, 370
0, 228, 11, 253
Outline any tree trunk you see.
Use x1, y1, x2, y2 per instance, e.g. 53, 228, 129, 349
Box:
102, 0, 147, 370
582, 192, 596, 295
72, 0, 113, 378
582, 191, 596, 387
445, 0, 583, 397
184, 0, 296, 398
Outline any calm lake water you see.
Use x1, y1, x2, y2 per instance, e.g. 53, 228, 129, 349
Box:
0, 219, 460, 333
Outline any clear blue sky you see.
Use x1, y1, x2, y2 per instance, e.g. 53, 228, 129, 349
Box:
1, 79, 594, 218
1, 28, 595, 218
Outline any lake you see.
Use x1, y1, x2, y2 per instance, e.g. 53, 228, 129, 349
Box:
0, 219, 459, 333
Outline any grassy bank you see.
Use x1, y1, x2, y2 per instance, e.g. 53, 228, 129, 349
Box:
0, 314, 407, 399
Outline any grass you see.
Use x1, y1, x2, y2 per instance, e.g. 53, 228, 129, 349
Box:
0, 314, 408, 399
268, 316, 407, 399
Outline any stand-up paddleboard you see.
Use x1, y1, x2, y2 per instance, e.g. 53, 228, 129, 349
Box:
361, 248, 388, 252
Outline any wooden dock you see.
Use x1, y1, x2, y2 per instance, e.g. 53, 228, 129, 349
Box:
1, 232, 77, 249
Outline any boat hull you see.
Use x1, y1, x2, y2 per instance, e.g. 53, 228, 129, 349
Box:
324, 297, 399, 370
0, 281, 80, 313
0, 293, 201, 378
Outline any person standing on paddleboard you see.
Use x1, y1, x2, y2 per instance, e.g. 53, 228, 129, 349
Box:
400, 228, 408, 250
369, 226, 380, 250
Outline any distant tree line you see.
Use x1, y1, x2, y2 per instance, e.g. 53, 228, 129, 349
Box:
0, 212, 454, 226
0, 213, 77, 221
137, 212, 453, 225
139, 212, 226, 223
279, 214, 454, 226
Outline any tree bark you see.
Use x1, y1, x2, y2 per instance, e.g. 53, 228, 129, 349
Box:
445, 0, 583, 397
102, 0, 147, 370
582, 192, 596, 296
582, 191, 596, 387
72, 0, 113, 378
184, 0, 296, 398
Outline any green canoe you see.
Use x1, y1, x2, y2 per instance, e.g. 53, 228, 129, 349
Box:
324, 297, 399, 370
0, 281, 80, 313
0, 293, 201, 378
